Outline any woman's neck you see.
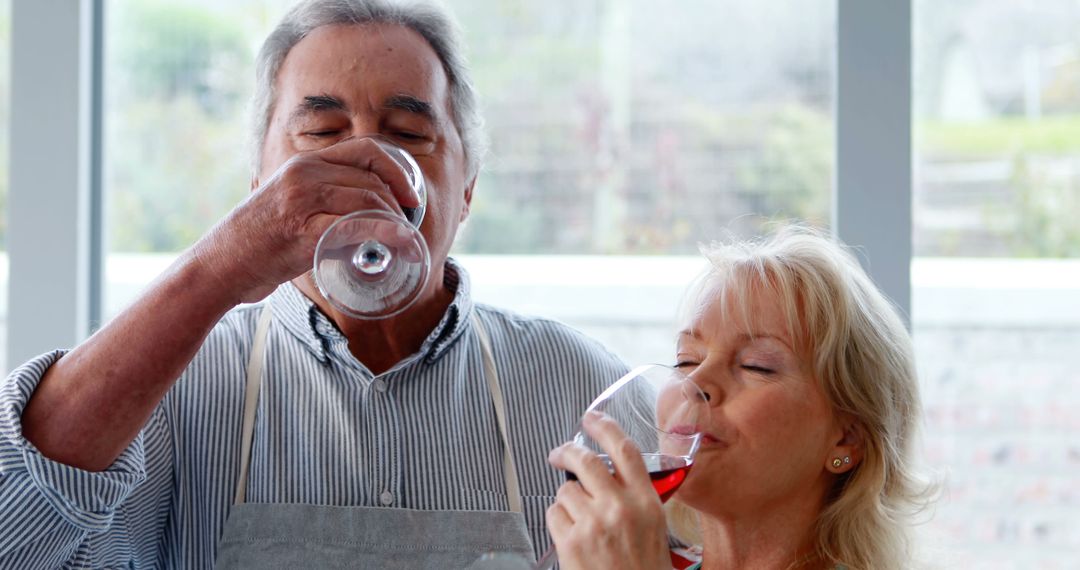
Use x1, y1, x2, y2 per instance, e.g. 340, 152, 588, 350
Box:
695, 498, 825, 570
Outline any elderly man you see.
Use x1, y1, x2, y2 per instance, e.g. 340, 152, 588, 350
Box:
0, 1, 625, 567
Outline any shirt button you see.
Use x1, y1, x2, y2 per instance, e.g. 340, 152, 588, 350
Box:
372, 379, 388, 393
380, 490, 394, 505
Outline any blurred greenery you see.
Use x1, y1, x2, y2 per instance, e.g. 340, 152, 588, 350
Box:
1009, 155, 1080, 257
456, 174, 545, 253
918, 115, 1080, 156
917, 114, 1080, 258
108, 97, 250, 251
106, 0, 253, 253
730, 104, 833, 226
113, 0, 249, 115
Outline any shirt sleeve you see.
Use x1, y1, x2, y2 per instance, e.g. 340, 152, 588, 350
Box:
0, 350, 174, 568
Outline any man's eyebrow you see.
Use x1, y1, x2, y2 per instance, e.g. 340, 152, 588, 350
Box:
302, 94, 347, 111
288, 94, 348, 124
384, 94, 435, 120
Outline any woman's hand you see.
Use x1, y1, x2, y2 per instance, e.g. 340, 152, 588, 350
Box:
546, 411, 671, 570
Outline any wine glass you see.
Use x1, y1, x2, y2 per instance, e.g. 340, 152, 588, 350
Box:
531, 363, 710, 570
312, 137, 430, 319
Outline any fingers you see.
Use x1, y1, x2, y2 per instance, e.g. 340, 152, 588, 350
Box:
545, 415, 672, 570
309, 214, 424, 263
545, 486, 590, 568
310, 162, 401, 195
581, 412, 652, 490
318, 137, 421, 208
548, 442, 616, 498
313, 183, 404, 218
553, 479, 593, 522
545, 501, 574, 541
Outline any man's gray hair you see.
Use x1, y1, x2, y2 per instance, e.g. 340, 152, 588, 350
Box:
250, 0, 486, 179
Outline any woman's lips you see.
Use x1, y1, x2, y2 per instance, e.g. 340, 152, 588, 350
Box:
700, 433, 726, 447
670, 424, 726, 447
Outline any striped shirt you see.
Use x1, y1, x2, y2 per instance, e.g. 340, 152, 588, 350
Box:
0, 259, 628, 568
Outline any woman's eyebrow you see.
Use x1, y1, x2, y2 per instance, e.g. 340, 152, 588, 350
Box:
735, 332, 794, 351
677, 330, 700, 341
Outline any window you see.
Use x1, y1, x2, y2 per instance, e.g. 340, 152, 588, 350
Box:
15, 0, 1078, 564
103, 0, 836, 366
913, 0, 1080, 564
455, 1, 834, 255
103, 0, 290, 317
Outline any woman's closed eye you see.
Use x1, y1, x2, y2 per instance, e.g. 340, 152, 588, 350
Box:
741, 363, 775, 375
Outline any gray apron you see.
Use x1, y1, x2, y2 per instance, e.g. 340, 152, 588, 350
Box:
215, 305, 535, 569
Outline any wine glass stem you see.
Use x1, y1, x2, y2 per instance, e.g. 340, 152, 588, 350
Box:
532, 546, 557, 570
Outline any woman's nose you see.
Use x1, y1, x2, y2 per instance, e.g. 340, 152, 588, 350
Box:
688, 368, 724, 406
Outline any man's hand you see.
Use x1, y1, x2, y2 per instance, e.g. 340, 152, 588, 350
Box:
192, 136, 421, 304
20, 136, 423, 472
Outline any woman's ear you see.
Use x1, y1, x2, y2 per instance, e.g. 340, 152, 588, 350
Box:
825, 416, 863, 474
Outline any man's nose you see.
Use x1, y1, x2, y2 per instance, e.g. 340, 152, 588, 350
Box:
348, 121, 381, 140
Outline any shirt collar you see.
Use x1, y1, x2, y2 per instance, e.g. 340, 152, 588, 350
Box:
267, 257, 475, 368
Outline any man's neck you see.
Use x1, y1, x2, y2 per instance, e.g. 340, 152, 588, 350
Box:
292, 263, 456, 375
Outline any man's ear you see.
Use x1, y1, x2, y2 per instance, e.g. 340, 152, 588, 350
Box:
460, 176, 477, 222
825, 416, 864, 474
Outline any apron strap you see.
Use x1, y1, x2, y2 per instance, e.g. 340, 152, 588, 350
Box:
235, 304, 274, 505
472, 313, 524, 515
232, 304, 524, 516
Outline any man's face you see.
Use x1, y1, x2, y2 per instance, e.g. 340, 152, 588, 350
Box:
257, 23, 473, 275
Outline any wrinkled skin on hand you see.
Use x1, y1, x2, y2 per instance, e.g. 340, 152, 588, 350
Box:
191, 136, 419, 305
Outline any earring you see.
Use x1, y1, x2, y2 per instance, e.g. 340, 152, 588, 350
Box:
832, 458, 842, 468
844, 456, 851, 464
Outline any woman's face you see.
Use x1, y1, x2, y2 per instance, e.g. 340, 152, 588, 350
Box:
672, 282, 846, 518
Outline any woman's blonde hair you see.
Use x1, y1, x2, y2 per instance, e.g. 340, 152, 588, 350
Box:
668, 224, 932, 570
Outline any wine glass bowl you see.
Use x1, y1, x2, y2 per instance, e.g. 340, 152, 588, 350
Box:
567, 364, 708, 503
531, 364, 709, 569
312, 138, 430, 319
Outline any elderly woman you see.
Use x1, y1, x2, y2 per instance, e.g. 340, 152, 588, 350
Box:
547, 227, 929, 570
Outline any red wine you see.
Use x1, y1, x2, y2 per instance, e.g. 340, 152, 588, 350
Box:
565, 453, 693, 503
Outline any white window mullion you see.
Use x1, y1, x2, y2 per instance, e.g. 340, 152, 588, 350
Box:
8, 0, 101, 368
835, 0, 913, 324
